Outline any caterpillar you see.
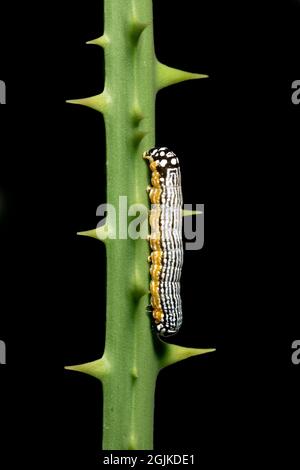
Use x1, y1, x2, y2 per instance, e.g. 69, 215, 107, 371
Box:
143, 147, 183, 337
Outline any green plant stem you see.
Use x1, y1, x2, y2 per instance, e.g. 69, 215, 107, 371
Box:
66, 0, 213, 451
102, 0, 156, 450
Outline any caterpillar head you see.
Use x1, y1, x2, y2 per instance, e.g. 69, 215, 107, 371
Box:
143, 147, 180, 171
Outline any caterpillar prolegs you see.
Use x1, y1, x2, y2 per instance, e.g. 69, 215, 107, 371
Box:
143, 147, 183, 337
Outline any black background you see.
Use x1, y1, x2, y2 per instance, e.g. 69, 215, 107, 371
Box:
0, 0, 299, 466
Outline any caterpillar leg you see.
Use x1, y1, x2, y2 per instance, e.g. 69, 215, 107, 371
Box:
145, 304, 152, 317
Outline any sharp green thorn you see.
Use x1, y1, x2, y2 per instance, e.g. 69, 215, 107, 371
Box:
66, 91, 111, 114
77, 225, 110, 243
64, 356, 110, 381
156, 61, 208, 91
86, 34, 110, 48
159, 344, 216, 369
77, 229, 98, 240
182, 210, 203, 217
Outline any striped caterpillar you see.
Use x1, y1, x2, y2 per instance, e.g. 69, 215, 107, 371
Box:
143, 147, 183, 337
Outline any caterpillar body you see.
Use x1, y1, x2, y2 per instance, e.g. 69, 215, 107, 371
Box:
143, 147, 183, 337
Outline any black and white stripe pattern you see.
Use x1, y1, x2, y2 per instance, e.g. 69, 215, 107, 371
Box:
148, 147, 183, 337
